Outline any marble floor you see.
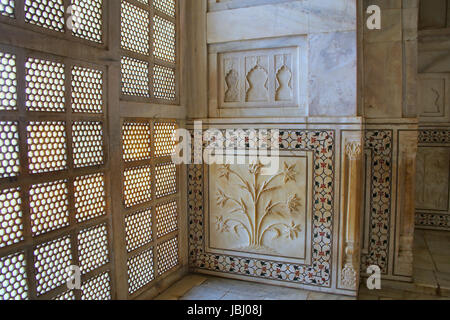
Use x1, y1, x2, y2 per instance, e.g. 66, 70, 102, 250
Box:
155, 274, 354, 300
358, 229, 450, 300
156, 229, 450, 300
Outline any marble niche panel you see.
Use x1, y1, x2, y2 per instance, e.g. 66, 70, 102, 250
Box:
206, 151, 313, 265
220, 47, 299, 108
208, 37, 308, 118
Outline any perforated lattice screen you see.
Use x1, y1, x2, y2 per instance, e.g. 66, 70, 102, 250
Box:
29, 179, 69, 236
156, 200, 177, 238
0, 0, 14, 18
121, 0, 150, 55
72, 66, 103, 114
0, 52, 17, 111
153, 15, 175, 64
127, 248, 154, 294
25, 58, 65, 112
125, 208, 152, 252
74, 173, 106, 222
0, 121, 19, 178
78, 224, 109, 274
0, 187, 23, 248
157, 237, 178, 275
122, 122, 151, 162
26, 121, 67, 173
120, 0, 178, 103
121, 56, 150, 98
0, 47, 112, 300
71, 0, 103, 43
0, 251, 28, 300
81, 272, 111, 300
25, 0, 65, 32
1, 0, 181, 301
121, 119, 179, 295
20, 0, 104, 43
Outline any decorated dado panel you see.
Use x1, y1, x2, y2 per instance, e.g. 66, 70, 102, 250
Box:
188, 130, 334, 288
415, 129, 450, 230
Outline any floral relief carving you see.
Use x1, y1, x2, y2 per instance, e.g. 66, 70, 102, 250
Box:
213, 161, 303, 253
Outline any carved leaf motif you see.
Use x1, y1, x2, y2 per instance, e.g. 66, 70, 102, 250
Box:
287, 194, 301, 214
284, 221, 301, 240
281, 162, 297, 183
216, 189, 229, 207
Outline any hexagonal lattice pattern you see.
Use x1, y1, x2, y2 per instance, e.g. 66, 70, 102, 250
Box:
156, 200, 177, 238
0, 121, 20, 178
74, 173, 106, 223
29, 179, 69, 237
121, 56, 150, 97
26, 121, 67, 174
0, 52, 17, 111
81, 272, 111, 300
72, 121, 104, 168
0, 0, 14, 18
154, 0, 176, 17
155, 162, 177, 198
0, 251, 28, 300
71, 66, 103, 113
0, 187, 23, 248
153, 64, 176, 101
25, 57, 65, 112
121, 0, 149, 55
123, 165, 152, 208
125, 208, 152, 252
78, 223, 109, 275
71, 0, 102, 43
153, 15, 175, 64
157, 237, 178, 275
154, 122, 176, 157
33, 236, 72, 296
25, 0, 65, 32
122, 122, 151, 162
54, 290, 75, 300
127, 248, 154, 294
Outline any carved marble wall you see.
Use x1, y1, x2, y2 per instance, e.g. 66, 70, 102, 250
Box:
186, 0, 420, 296
206, 0, 357, 118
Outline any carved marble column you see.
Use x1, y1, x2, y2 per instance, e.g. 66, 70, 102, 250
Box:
341, 140, 362, 290
395, 131, 418, 277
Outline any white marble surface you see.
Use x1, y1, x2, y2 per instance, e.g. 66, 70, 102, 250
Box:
207, 0, 356, 44
308, 31, 357, 116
